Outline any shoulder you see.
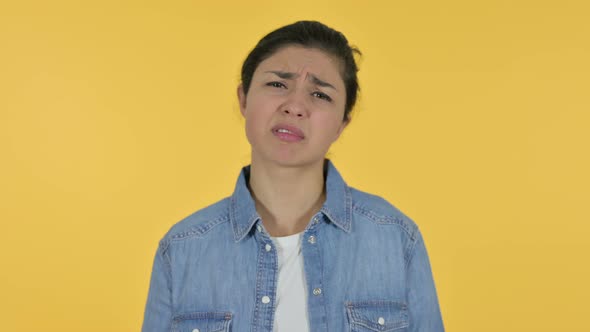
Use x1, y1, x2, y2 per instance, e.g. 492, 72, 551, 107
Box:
349, 186, 419, 240
158, 197, 231, 250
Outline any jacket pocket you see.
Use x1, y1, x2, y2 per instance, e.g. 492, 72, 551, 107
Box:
171, 311, 233, 332
346, 300, 409, 332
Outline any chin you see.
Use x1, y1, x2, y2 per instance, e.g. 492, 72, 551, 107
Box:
254, 150, 324, 169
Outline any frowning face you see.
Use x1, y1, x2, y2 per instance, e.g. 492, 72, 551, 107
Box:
238, 45, 349, 169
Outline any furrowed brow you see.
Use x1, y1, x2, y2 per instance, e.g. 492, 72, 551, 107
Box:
309, 75, 336, 90
266, 71, 297, 79
265, 71, 337, 91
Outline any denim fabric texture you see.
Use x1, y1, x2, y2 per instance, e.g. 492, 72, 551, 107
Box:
142, 160, 444, 332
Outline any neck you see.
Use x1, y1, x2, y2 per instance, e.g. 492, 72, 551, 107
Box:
248, 157, 326, 237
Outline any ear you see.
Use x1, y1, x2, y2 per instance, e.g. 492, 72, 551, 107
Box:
333, 117, 350, 141
237, 84, 247, 117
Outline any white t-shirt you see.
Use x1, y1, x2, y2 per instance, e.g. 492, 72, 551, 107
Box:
270, 232, 310, 332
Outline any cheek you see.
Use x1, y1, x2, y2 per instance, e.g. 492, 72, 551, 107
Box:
245, 93, 272, 117
243, 100, 270, 138
316, 115, 345, 141
244, 113, 262, 138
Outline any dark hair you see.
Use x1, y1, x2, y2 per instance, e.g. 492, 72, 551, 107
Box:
240, 20, 361, 122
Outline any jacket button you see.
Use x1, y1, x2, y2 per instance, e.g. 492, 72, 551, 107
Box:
308, 235, 316, 244
313, 288, 322, 296
192, 329, 200, 332
378, 317, 385, 325
265, 244, 272, 251
262, 296, 271, 304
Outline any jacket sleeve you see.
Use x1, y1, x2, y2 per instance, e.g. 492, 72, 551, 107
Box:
406, 229, 445, 331
142, 241, 173, 332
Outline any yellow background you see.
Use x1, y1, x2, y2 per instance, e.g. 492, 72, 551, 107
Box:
1, 0, 589, 331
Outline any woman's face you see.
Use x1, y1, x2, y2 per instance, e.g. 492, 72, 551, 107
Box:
238, 45, 348, 169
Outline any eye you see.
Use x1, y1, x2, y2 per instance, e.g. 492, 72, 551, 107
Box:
312, 91, 332, 102
266, 81, 286, 88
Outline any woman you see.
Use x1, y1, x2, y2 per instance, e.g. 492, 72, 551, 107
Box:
142, 21, 444, 332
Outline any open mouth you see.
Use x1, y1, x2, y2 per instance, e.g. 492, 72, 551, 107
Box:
271, 125, 305, 142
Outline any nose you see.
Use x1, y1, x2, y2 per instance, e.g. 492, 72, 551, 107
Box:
282, 108, 305, 118
280, 89, 309, 118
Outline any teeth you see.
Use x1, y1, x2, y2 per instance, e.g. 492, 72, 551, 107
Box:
277, 129, 292, 134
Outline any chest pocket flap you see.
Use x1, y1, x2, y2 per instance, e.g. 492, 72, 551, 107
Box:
171, 311, 232, 332
346, 300, 409, 331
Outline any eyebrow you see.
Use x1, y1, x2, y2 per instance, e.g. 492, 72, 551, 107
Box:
265, 71, 337, 91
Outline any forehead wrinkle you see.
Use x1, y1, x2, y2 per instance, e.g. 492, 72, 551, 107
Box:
306, 72, 336, 90
264, 70, 337, 91
266, 70, 296, 79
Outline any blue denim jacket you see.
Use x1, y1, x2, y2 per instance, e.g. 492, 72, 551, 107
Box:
142, 160, 444, 332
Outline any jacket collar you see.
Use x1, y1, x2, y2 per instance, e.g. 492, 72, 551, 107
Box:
230, 159, 352, 242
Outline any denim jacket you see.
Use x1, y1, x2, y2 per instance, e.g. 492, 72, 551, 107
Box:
142, 160, 444, 332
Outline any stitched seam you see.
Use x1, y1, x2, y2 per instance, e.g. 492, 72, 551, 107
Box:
404, 230, 420, 270
158, 239, 174, 318
231, 196, 240, 239
169, 217, 229, 240
346, 301, 409, 331
318, 227, 328, 331
171, 311, 232, 332
251, 240, 263, 332
344, 185, 352, 232
352, 205, 414, 237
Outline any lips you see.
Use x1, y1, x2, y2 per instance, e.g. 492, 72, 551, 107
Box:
271, 123, 305, 142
